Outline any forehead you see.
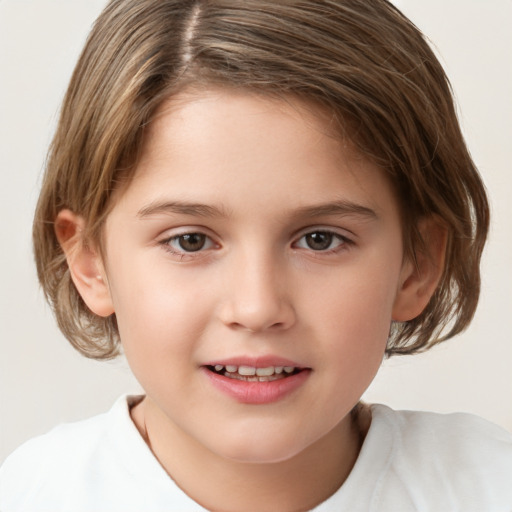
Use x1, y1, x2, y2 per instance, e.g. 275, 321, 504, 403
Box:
112, 87, 399, 223
140, 88, 343, 171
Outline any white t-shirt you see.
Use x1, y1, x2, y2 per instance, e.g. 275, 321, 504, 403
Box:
1, 395, 511, 511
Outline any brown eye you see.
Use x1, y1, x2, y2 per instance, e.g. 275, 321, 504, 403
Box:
161, 231, 215, 257
304, 232, 334, 251
177, 233, 207, 252
294, 230, 348, 252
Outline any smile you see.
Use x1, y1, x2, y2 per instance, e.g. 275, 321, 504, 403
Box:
202, 362, 311, 404
207, 364, 300, 382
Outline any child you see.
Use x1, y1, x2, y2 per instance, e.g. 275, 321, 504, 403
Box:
1, 0, 511, 510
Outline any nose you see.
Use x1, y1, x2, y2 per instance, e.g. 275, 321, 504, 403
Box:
217, 251, 296, 333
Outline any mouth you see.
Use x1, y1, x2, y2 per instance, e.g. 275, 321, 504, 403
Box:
202, 360, 311, 404
205, 364, 303, 382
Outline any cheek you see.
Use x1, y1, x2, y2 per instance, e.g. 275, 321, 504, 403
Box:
106, 254, 212, 359
314, 264, 398, 329
306, 255, 401, 366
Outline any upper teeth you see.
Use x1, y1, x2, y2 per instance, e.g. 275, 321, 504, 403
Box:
213, 365, 295, 376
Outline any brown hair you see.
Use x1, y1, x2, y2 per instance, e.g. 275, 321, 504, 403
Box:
33, 0, 489, 359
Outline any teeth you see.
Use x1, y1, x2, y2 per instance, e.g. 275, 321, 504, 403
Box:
238, 366, 256, 376
256, 367, 275, 377
211, 364, 299, 377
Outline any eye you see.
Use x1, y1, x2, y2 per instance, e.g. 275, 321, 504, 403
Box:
294, 230, 348, 252
163, 232, 215, 253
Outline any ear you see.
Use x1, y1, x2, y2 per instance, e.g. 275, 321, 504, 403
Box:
54, 209, 114, 317
392, 217, 448, 322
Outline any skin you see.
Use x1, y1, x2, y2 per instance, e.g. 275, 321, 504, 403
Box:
57, 88, 445, 511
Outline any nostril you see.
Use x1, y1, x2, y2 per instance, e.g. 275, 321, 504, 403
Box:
217, 290, 296, 332
228, 320, 286, 333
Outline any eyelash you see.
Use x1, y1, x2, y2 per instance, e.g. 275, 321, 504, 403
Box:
159, 232, 216, 260
158, 229, 353, 259
293, 230, 353, 254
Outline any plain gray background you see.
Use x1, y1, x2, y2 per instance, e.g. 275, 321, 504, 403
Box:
1, 0, 511, 464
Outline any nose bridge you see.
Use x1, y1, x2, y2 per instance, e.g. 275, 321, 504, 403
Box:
220, 245, 295, 332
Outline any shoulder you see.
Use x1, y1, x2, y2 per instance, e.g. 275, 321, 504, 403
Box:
0, 395, 202, 512
377, 404, 512, 468
0, 395, 155, 511
370, 404, 512, 511
0, 399, 119, 510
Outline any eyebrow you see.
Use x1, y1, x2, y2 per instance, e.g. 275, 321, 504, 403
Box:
137, 199, 377, 221
137, 200, 229, 219
295, 200, 378, 220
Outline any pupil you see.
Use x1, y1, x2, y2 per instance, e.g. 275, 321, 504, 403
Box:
306, 232, 332, 250
179, 233, 206, 252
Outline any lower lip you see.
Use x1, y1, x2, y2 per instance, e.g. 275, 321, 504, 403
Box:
202, 368, 311, 405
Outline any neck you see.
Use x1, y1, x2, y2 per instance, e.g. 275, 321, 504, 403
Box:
131, 397, 365, 512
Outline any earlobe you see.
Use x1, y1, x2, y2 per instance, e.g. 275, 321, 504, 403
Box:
392, 217, 448, 322
55, 209, 114, 317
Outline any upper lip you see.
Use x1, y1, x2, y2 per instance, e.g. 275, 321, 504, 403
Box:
202, 355, 308, 369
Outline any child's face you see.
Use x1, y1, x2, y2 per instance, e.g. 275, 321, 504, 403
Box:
99, 88, 411, 463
